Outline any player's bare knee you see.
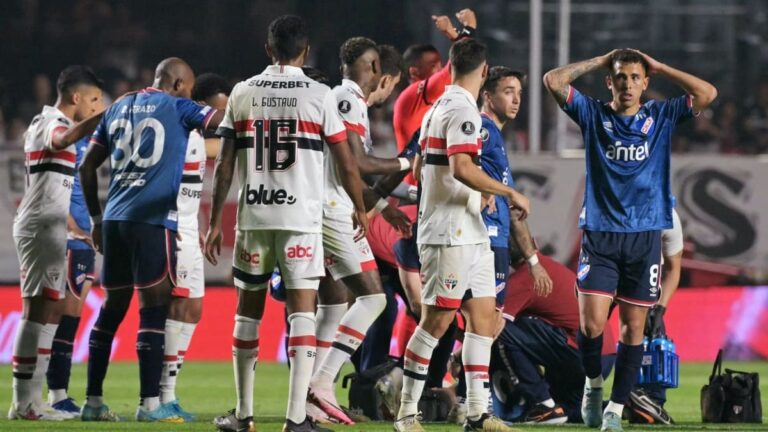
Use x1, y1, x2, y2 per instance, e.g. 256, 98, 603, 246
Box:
580, 319, 605, 338
184, 298, 203, 323
419, 306, 455, 339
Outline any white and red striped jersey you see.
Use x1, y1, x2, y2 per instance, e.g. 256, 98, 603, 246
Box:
216, 65, 347, 232
416, 85, 488, 246
325, 79, 371, 212
176, 130, 205, 235
13, 106, 76, 237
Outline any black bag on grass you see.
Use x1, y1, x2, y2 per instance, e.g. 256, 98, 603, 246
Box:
701, 349, 762, 423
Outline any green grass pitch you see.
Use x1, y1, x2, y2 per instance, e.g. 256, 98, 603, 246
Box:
1, 361, 767, 431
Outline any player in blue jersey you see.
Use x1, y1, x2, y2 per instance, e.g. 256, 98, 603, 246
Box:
479, 66, 552, 306
44, 133, 100, 417
79, 57, 223, 423
543, 49, 717, 432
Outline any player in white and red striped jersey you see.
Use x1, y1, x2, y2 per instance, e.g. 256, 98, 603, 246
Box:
160, 73, 232, 421
394, 39, 529, 432
308, 38, 414, 425
10, 66, 104, 421
204, 15, 367, 432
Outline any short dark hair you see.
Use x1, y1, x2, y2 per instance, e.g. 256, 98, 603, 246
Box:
301, 66, 329, 85
403, 44, 439, 68
608, 49, 649, 74
192, 73, 231, 101
267, 15, 309, 62
377, 45, 404, 77
482, 66, 527, 94
340, 37, 378, 67
56, 65, 103, 95
449, 38, 487, 76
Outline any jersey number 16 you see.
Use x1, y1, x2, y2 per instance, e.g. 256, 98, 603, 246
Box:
253, 118, 297, 172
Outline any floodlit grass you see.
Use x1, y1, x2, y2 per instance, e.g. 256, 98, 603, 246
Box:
1, 361, 767, 431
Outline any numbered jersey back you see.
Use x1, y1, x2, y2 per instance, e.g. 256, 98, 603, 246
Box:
91, 88, 214, 230
217, 65, 346, 233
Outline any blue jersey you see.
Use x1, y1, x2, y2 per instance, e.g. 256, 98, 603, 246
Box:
479, 114, 513, 248
563, 87, 693, 232
90, 88, 214, 230
68, 137, 92, 250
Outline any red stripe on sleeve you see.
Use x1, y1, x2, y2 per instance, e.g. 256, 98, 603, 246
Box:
325, 130, 347, 144
446, 144, 478, 156
343, 121, 366, 136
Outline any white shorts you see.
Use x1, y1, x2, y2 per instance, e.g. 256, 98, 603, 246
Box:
418, 243, 495, 308
322, 210, 377, 280
662, 209, 684, 257
14, 234, 66, 300
174, 230, 205, 298
233, 229, 324, 290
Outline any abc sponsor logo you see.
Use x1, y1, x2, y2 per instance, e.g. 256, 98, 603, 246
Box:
239, 249, 260, 266
286, 245, 313, 260
245, 184, 296, 206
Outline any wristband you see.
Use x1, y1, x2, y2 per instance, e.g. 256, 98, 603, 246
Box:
526, 253, 539, 267
374, 198, 389, 213
454, 26, 476, 41
398, 157, 411, 171
91, 214, 103, 225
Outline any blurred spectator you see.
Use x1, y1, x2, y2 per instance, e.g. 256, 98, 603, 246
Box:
743, 80, 768, 154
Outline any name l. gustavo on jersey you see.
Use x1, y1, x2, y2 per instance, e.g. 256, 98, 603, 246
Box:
245, 183, 296, 205
605, 140, 650, 162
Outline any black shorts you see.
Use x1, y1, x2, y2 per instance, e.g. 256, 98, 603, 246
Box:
576, 230, 662, 306
66, 246, 95, 298
101, 220, 177, 290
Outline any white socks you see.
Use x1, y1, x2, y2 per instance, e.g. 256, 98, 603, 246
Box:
398, 326, 438, 419
232, 315, 260, 419
313, 303, 347, 372
463, 332, 493, 421
588, 375, 604, 389
286, 312, 316, 424
160, 319, 183, 404
605, 401, 624, 417
12, 320, 43, 408
312, 294, 386, 389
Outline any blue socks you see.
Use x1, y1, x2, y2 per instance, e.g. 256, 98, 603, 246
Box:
47, 315, 80, 392
610, 342, 643, 404
137, 305, 168, 400
577, 330, 604, 380
86, 307, 126, 397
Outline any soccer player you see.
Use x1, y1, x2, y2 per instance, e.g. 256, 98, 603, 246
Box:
393, 8, 476, 154
394, 38, 529, 432
308, 37, 412, 425
479, 66, 552, 308
543, 49, 717, 432
626, 207, 684, 425
204, 16, 367, 432
10, 65, 104, 421
79, 57, 222, 422
45, 100, 105, 416
159, 72, 232, 421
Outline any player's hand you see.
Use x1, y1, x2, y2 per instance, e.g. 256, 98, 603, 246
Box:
204, 225, 223, 265
530, 262, 553, 297
599, 49, 620, 68
507, 190, 530, 220
198, 230, 205, 251
352, 209, 369, 242
631, 49, 665, 75
91, 224, 102, 254
482, 193, 497, 214
455, 8, 477, 29
382, 205, 413, 238
432, 15, 459, 40
645, 304, 667, 338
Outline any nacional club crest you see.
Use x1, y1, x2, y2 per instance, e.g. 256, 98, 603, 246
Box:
480, 127, 489, 142
641, 117, 654, 134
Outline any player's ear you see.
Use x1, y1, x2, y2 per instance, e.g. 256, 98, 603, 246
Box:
71, 91, 81, 105
408, 66, 419, 82
605, 75, 613, 91
482, 63, 489, 79
642, 76, 649, 91
265, 44, 273, 61
173, 78, 183, 93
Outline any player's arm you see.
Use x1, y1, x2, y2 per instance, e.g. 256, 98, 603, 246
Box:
329, 140, 369, 238
634, 50, 717, 113
348, 130, 411, 175
543, 50, 616, 106
50, 111, 105, 150
509, 214, 553, 296
204, 137, 221, 159
204, 137, 236, 265
450, 153, 529, 219
79, 142, 108, 253
398, 268, 422, 319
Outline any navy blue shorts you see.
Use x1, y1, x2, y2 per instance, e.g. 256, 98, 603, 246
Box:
66, 245, 95, 298
101, 220, 177, 290
576, 230, 662, 306
492, 246, 509, 306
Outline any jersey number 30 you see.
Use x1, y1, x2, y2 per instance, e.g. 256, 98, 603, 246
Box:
253, 119, 297, 171
109, 118, 166, 170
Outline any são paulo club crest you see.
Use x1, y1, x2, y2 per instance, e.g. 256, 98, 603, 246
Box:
443, 273, 458, 291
